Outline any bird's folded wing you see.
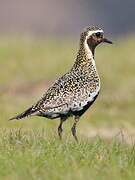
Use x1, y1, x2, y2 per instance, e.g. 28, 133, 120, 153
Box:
38, 102, 69, 115
40, 103, 68, 111
35, 93, 92, 114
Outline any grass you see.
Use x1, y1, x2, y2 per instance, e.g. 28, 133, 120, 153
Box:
0, 35, 135, 179
0, 128, 135, 180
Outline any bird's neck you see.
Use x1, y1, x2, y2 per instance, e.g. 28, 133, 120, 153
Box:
73, 39, 96, 69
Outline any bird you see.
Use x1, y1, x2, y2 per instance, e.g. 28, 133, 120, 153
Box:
10, 26, 112, 142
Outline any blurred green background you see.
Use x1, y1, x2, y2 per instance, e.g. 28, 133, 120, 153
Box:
0, 1, 135, 180
0, 36, 134, 130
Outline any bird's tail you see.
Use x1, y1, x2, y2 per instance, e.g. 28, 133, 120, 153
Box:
9, 106, 36, 121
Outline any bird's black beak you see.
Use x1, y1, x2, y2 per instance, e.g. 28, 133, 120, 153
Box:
103, 38, 113, 44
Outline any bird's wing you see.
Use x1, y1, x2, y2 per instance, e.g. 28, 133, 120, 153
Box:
32, 75, 73, 114
32, 70, 99, 115
34, 88, 97, 115
33, 96, 71, 115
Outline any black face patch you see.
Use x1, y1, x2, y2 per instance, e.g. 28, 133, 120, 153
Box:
87, 36, 97, 49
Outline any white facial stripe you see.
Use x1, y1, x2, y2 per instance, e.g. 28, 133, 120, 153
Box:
87, 30, 104, 37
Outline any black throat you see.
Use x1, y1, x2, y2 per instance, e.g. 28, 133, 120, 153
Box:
87, 38, 96, 56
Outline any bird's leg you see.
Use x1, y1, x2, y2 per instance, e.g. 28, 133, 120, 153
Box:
58, 118, 64, 140
71, 116, 80, 142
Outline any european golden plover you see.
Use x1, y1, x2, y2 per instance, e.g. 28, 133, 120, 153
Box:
10, 26, 112, 142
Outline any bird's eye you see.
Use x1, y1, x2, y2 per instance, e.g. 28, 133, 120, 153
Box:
95, 32, 101, 38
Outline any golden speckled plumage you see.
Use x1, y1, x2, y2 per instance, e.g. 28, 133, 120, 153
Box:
10, 26, 112, 142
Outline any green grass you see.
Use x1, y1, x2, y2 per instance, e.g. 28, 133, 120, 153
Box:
0, 128, 135, 180
0, 35, 135, 179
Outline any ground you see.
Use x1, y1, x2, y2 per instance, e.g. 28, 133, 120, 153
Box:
0, 36, 135, 179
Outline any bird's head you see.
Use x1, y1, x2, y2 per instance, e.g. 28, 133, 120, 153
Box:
80, 26, 112, 51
